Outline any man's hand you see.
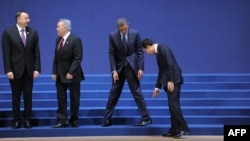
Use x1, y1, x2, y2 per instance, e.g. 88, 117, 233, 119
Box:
33, 71, 39, 79
153, 89, 160, 98
6, 72, 14, 80
112, 71, 119, 83
167, 81, 175, 92
137, 69, 143, 79
66, 73, 73, 79
52, 74, 56, 80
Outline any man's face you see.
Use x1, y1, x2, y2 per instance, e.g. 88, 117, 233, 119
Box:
17, 12, 30, 28
118, 24, 128, 35
56, 21, 67, 37
143, 45, 155, 55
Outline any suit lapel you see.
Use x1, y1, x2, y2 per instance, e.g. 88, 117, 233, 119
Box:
56, 37, 61, 54
156, 46, 161, 65
63, 34, 71, 49
59, 33, 72, 55
25, 27, 30, 47
13, 26, 24, 47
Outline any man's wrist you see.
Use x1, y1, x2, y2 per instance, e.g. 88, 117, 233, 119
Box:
154, 88, 160, 91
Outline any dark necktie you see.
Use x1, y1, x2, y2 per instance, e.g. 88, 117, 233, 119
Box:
20, 29, 26, 46
58, 38, 64, 54
122, 34, 127, 51
122, 34, 128, 66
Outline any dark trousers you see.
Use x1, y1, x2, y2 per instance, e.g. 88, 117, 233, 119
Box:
9, 69, 33, 121
164, 84, 189, 133
104, 65, 151, 121
55, 78, 81, 123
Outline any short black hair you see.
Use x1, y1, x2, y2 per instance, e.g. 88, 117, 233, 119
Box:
15, 10, 28, 22
117, 18, 128, 26
141, 38, 155, 48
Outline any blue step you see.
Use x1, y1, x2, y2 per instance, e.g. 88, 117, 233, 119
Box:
0, 73, 250, 137
0, 124, 224, 138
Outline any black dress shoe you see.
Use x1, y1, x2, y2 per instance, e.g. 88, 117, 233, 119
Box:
70, 120, 79, 128
162, 132, 175, 137
12, 121, 21, 129
23, 120, 32, 129
52, 122, 70, 128
134, 119, 152, 126
102, 119, 112, 127
174, 131, 185, 138
183, 130, 190, 135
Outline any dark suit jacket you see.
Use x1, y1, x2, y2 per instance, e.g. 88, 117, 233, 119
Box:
155, 44, 183, 89
2, 25, 41, 78
52, 33, 84, 83
109, 28, 144, 74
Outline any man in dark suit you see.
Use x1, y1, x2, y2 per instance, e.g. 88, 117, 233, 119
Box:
141, 38, 189, 138
52, 19, 84, 128
102, 18, 152, 127
1, 11, 41, 129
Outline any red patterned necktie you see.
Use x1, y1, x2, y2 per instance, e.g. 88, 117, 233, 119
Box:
58, 38, 64, 54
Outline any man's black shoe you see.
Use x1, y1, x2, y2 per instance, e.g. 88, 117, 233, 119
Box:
102, 119, 112, 127
52, 122, 70, 128
12, 121, 21, 129
174, 131, 185, 138
23, 120, 32, 129
70, 120, 79, 128
134, 119, 152, 126
162, 131, 175, 137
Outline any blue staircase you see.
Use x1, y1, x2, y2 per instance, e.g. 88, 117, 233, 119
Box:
0, 74, 250, 137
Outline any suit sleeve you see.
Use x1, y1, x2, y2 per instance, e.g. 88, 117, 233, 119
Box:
1, 30, 12, 74
154, 46, 176, 89
161, 46, 175, 82
109, 34, 116, 72
135, 32, 144, 70
33, 30, 41, 72
155, 69, 162, 89
68, 37, 83, 75
52, 39, 59, 74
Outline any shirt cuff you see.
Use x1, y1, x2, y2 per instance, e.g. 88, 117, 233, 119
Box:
154, 88, 160, 91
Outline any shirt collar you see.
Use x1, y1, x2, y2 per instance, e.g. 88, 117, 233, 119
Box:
154, 43, 158, 53
16, 24, 25, 32
62, 31, 71, 40
120, 32, 127, 37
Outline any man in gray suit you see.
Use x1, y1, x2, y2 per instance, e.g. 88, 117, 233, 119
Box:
52, 19, 84, 128
102, 18, 151, 127
2, 10, 41, 129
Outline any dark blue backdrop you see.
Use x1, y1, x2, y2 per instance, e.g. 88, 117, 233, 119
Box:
0, 0, 249, 74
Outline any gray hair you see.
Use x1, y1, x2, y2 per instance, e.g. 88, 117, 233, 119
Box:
117, 18, 128, 26
59, 19, 72, 31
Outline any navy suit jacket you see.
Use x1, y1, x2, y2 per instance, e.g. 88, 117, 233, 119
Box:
52, 33, 84, 83
109, 28, 144, 74
2, 25, 41, 78
155, 44, 183, 89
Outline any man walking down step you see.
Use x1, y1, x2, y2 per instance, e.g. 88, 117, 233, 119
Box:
102, 18, 152, 127
141, 38, 189, 138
